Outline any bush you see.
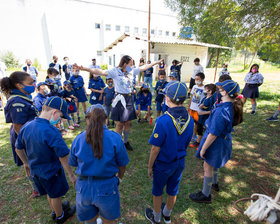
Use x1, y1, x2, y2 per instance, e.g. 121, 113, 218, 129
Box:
101, 64, 108, 70
0, 51, 21, 69
33, 58, 42, 71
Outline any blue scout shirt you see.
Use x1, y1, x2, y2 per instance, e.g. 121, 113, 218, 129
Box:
15, 117, 70, 179
23, 66, 38, 82
149, 107, 194, 164
33, 93, 47, 112
198, 95, 212, 125
70, 75, 84, 89
155, 80, 168, 103
196, 102, 234, 168
107, 67, 140, 94
88, 77, 105, 104
68, 127, 129, 177
45, 78, 63, 96
103, 86, 115, 106
244, 72, 264, 84
170, 65, 182, 74
136, 92, 152, 108
144, 67, 153, 77
49, 63, 62, 74
62, 64, 72, 80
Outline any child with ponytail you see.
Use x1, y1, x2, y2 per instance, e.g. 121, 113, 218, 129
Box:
189, 80, 243, 203
0, 71, 40, 197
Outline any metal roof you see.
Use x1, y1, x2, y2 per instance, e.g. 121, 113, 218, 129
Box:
103, 33, 232, 52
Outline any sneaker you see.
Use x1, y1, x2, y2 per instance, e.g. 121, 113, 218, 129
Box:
266, 116, 279, 121
212, 184, 220, 192
69, 126, 74, 130
161, 203, 171, 224
137, 118, 142, 123
250, 111, 256, 115
124, 142, 133, 151
73, 123, 80, 127
189, 191, 212, 204
77, 117, 81, 124
56, 205, 76, 224
32, 190, 40, 198
145, 208, 161, 224
190, 141, 200, 148
51, 201, 70, 220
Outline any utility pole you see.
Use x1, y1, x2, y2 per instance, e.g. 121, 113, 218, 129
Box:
148, 0, 151, 61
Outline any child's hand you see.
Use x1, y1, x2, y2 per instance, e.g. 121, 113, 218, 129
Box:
69, 174, 77, 188
72, 63, 83, 70
199, 104, 204, 109
200, 148, 206, 159
148, 168, 153, 179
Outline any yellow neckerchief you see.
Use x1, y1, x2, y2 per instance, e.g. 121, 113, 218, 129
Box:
8, 94, 33, 103
165, 111, 191, 135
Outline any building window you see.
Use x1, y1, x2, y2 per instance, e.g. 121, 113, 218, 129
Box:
105, 24, 111, 31
142, 28, 147, 34
115, 25, 121, 31
158, 30, 162, 36
95, 23, 101, 29
109, 56, 112, 65
165, 31, 169, 36
97, 51, 102, 56
151, 29, 155, 35
134, 27, 139, 34
125, 26, 130, 33
172, 32, 176, 37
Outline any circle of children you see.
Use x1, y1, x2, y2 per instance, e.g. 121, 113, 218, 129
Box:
0, 54, 266, 224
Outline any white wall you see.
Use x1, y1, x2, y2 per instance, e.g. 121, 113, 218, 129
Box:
0, 0, 181, 69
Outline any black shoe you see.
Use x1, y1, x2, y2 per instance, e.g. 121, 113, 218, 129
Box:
189, 191, 211, 204
212, 184, 220, 192
77, 117, 81, 124
51, 201, 70, 220
56, 205, 76, 224
161, 203, 171, 224
125, 142, 133, 151
251, 111, 256, 115
145, 208, 161, 224
137, 118, 142, 123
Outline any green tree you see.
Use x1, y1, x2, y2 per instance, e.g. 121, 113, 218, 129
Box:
0, 51, 21, 69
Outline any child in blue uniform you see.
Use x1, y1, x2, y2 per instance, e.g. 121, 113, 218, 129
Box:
15, 96, 77, 223
88, 73, 105, 105
33, 82, 48, 112
169, 71, 178, 82
145, 81, 194, 224
62, 57, 72, 80
241, 64, 264, 115
144, 60, 154, 95
23, 59, 39, 86
189, 80, 243, 203
69, 104, 129, 224
49, 55, 62, 79
136, 83, 153, 123
0, 71, 40, 197
170, 60, 183, 81
61, 80, 80, 130
103, 78, 115, 127
70, 67, 87, 124
155, 70, 168, 117
45, 68, 63, 97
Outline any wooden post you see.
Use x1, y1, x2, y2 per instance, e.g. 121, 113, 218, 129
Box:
147, 0, 151, 61
213, 48, 220, 82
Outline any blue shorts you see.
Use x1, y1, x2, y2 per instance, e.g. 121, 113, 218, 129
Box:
152, 158, 185, 196
76, 176, 120, 221
156, 101, 163, 112
33, 168, 69, 198
136, 104, 151, 111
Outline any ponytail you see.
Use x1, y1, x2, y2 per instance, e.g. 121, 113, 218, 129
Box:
85, 108, 107, 159
0, 71, 30, 97
232, 94, 244, 126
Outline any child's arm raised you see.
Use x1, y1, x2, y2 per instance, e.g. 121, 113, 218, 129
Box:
148, 145, 160, 179
73, 64, 108, 76
199, 134, 217, 159
140, 59, 163, 72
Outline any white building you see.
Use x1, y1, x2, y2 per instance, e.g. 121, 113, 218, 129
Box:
0, 0, 182, 68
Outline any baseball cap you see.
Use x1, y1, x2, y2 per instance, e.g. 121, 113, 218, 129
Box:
164, 81, 188, 102
44, 96, 71, 120
86, 104, 105, 114
169, 71, 178, 78
63, 80, 71, 86
37, 82, 47, 88
216, 80, 240, 97
142, 83, 150, 89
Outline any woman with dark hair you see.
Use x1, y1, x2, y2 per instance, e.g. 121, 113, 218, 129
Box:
170, 59, 183, 81
73, 55, 162, 151
0, 71, 40, 197
241, 64, 264, 115
69, 105, 129, 224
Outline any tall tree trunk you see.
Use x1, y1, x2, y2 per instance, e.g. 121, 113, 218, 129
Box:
248, 51, 257, 68
243, 48, 248, 70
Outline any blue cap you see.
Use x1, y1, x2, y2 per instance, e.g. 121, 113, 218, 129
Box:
37, 82, 47, 88
164, 81, 188, 102
216, 80, 240, 97
169, 71, 178, 78
86, 104, 105, 114
44, 96, 71, 120
142, 83, 150, 89
63, 80, 71, 86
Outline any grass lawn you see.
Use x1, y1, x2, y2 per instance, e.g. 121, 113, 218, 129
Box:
0, 69, 279, 224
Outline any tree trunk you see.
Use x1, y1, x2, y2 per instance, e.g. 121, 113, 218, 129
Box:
248, 51, 257, 68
